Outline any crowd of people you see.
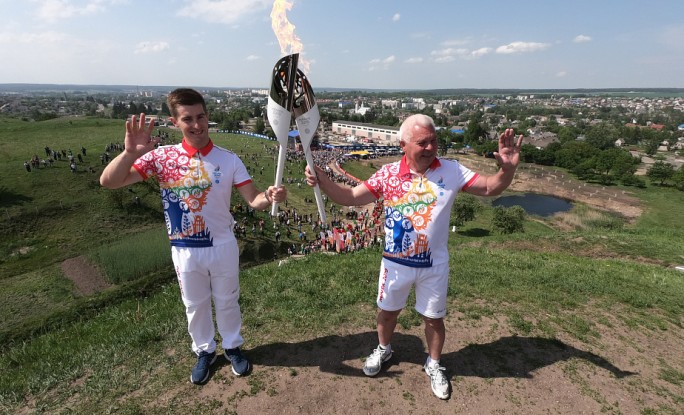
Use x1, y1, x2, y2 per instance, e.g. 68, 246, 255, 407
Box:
230, 142, 387, 259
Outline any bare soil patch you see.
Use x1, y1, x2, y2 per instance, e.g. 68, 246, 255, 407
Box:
60, 255, 111, 296
146, 307, 683, 415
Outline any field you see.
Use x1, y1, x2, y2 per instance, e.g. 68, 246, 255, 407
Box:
1, 116, 683, 414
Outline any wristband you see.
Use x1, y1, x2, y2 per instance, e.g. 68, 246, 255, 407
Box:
264, 190, 272, 203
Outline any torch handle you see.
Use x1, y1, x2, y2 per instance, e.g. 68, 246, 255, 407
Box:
303, 149, 327, 224
271, 144, 287, 216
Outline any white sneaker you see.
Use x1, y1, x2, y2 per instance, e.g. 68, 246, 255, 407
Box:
362, 346, 392, 376
424, 362, 450, 400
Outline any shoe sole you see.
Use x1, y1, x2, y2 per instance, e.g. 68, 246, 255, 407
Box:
230, 361, 251, 376
362, 351, 392, 377
190, 354, 218, 385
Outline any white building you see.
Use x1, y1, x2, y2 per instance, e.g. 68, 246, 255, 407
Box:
331, 121, 399, 144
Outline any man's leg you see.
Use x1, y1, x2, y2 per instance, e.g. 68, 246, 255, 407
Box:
363, 308, 400, 377
377, 308, 401, 346
423, 316, 445, 361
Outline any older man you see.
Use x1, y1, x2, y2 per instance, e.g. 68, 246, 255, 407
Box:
305, 114, 522, 399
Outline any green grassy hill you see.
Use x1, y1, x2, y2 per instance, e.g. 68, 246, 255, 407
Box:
1, 116, 683, 414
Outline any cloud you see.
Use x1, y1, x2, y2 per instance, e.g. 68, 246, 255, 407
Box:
405, 57, 423, 64
33, 0, 127, 23
392, 13, 400, 22
246, 54, 260, 61
573, 34, 592, 43
556, 71, 567, 77
429, 44, 492, 62
177, 0, 272, 24
368, 55, 396, 71
134, 41, 170, 54
432, 47, 466, 57
495, 41, 551, 54
470, 47, 492, 58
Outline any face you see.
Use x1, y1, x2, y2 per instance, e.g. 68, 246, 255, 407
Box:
400, 124, 438, 173
170, 103, 210, 148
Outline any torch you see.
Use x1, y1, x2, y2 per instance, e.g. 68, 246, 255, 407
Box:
292, 69, 327, 224
267, 53, 299, 217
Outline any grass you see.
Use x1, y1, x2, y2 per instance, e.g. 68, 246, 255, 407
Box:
1, 115, 684, 413
89, 226, 171, 284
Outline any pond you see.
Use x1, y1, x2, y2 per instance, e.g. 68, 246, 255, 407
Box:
491, 193, 572, 217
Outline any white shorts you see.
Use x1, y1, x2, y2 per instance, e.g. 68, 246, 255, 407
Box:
376, 258, 449, 319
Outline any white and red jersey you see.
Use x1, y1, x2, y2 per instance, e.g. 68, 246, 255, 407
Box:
364, 156, 478, 268
133, 139, 252, 248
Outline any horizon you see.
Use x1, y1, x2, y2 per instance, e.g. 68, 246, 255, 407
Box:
1, 1, 683, 90
3, 83, 684, 95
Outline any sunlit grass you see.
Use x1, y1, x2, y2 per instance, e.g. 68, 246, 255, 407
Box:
89, 227, 172, 284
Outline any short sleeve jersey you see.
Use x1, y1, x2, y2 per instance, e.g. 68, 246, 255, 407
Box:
133, 139, 252, 248
364, 156, 478, 268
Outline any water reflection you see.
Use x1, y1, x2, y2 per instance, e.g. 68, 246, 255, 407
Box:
492, 193, 572, 217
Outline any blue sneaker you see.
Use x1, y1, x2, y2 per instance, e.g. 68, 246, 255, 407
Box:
190, 351, 217, 384
225, 347, 251, 376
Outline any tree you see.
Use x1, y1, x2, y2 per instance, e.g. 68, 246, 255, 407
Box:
585, 123, 617, 150
436, 128, 455, 156
492, 205, 525, 234
554, 141, 597, 170
672, 165, 684, 191
557, 126, 577, 143
451, 194, 480, 228
464, 112, 487, 146
646, 161, 675, 186
253, 118, 266, 135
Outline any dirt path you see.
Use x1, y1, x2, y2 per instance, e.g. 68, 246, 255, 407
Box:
151, 306, 682, 414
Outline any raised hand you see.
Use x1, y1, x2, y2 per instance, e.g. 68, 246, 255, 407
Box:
495, 128, 523, 171
125, 113, 159, 157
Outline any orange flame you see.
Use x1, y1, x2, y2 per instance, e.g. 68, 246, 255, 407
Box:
270, 0, 310, 73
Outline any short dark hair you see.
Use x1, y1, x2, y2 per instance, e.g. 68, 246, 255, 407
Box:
167, 88, 207, 118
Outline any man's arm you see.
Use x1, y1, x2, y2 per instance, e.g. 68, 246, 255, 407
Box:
100, 113, 159, 189
305, 165, 376, 207
99, 152, 144, 189
464, 128, 523, 197
237, 182, 288, 211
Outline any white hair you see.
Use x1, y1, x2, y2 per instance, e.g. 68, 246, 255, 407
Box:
398, 114, 435, 143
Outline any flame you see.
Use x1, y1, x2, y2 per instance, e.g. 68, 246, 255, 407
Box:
270, 0, 310, 73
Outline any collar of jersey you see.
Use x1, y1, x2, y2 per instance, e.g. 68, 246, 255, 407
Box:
398, 155, 441, 177
181, 138, 214, 157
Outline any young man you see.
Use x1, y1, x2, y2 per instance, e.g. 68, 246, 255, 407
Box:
100, 88, 287, 384
305, 114, 522, 399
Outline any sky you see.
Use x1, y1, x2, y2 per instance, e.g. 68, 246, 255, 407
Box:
1, 0, 683, 90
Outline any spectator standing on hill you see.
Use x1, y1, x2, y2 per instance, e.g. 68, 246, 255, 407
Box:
305, 114, 522, 400
100, 88, 287, 385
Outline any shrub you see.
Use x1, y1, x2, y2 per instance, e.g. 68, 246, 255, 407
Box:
492, 205, 525, 234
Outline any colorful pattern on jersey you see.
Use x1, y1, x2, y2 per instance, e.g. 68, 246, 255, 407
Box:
160, 148, 212, 246
364, 156, 478, 268
133, 140, 251, 248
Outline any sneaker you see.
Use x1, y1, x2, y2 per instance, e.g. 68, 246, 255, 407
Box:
190, 351, 217, 384
225, 347, 251, 376
424, 362, 450, 400
362, 346, 392, 377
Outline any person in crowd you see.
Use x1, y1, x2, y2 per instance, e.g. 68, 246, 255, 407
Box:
305, 114, 522, 399
100, 88, 287, 385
